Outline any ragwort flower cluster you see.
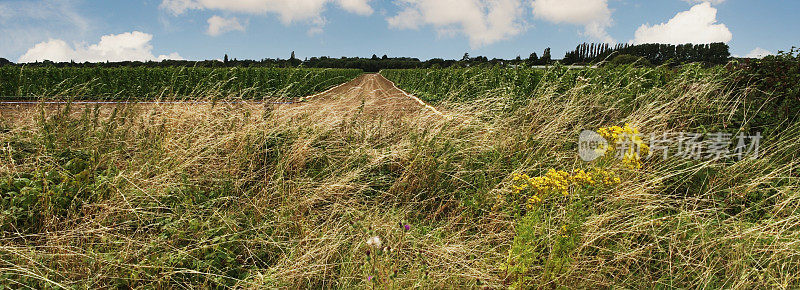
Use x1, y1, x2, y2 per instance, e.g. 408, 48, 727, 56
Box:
510, 168, 619, 209
501, 124, 642, 211
597, 123, 649, 169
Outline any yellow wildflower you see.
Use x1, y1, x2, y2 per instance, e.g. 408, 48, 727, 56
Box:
598, 124, 649, 169
572, 168, 593, 185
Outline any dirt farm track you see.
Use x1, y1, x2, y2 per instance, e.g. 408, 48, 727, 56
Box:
0, 74, 443, 120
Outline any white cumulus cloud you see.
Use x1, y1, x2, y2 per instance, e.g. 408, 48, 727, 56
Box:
745, 47, 772, 59
161, 0, 373, 24
337, 0, 374, 15
207, 16, 246, 36
684, 0, 726, 4
531, 0, 614, 43
18, 31, 183, 63
387, 0, 524, 48
633, 3, 732, 44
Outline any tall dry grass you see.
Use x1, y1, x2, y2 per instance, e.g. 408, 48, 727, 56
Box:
1, 64, 799, 288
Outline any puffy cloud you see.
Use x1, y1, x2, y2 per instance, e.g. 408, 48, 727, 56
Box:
18, 31, 183, 63
684, 0, 725, 4
387, 7, 422, 30
160, 0, 373, 24
207, 16, 246, 36
531, 0, 614, 43
745, 47, 772, 59
337, 0, 374, 15
387, 0, 524, 48
633, 3, 732, 44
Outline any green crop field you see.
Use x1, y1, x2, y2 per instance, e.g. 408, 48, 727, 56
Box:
1, 50, 800, 288
0, 67, 362, 100
381, 65, 677, 104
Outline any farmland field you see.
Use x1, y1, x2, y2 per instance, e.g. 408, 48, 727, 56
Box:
2, 56, 800, 288
0, 67, 362, 100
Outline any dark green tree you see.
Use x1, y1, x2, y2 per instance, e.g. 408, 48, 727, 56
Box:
542, 48, 551, 64
527, 52, 539, 65
288, 51, 301, 67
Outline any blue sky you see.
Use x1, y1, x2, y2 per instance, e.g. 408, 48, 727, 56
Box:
0, 0, 797, 63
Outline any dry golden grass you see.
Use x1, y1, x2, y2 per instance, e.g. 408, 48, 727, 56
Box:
1, 65, 799, 288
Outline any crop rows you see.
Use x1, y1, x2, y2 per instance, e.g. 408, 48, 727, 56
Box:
381, 65, 684, 104
381, 67, 543, 103
0, 67, 362, 100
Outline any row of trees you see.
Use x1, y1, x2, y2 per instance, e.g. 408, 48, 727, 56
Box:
0, 44, 732, 70
563, 42, 731, 65
563, 43, 624, 64
459, 47, 552, 67
0, 48, 556, 72
219, 48, 556, 71
526, 48, 552, 66
304, 55, 425, 72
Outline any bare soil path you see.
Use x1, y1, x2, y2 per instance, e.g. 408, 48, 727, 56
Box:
0, 73, 442, 121
276, 73, 441, 116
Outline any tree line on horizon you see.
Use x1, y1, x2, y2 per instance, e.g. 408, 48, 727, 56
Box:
0, 48, 552, 72
0, 42, 733, 71
563, 42, 731, 65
